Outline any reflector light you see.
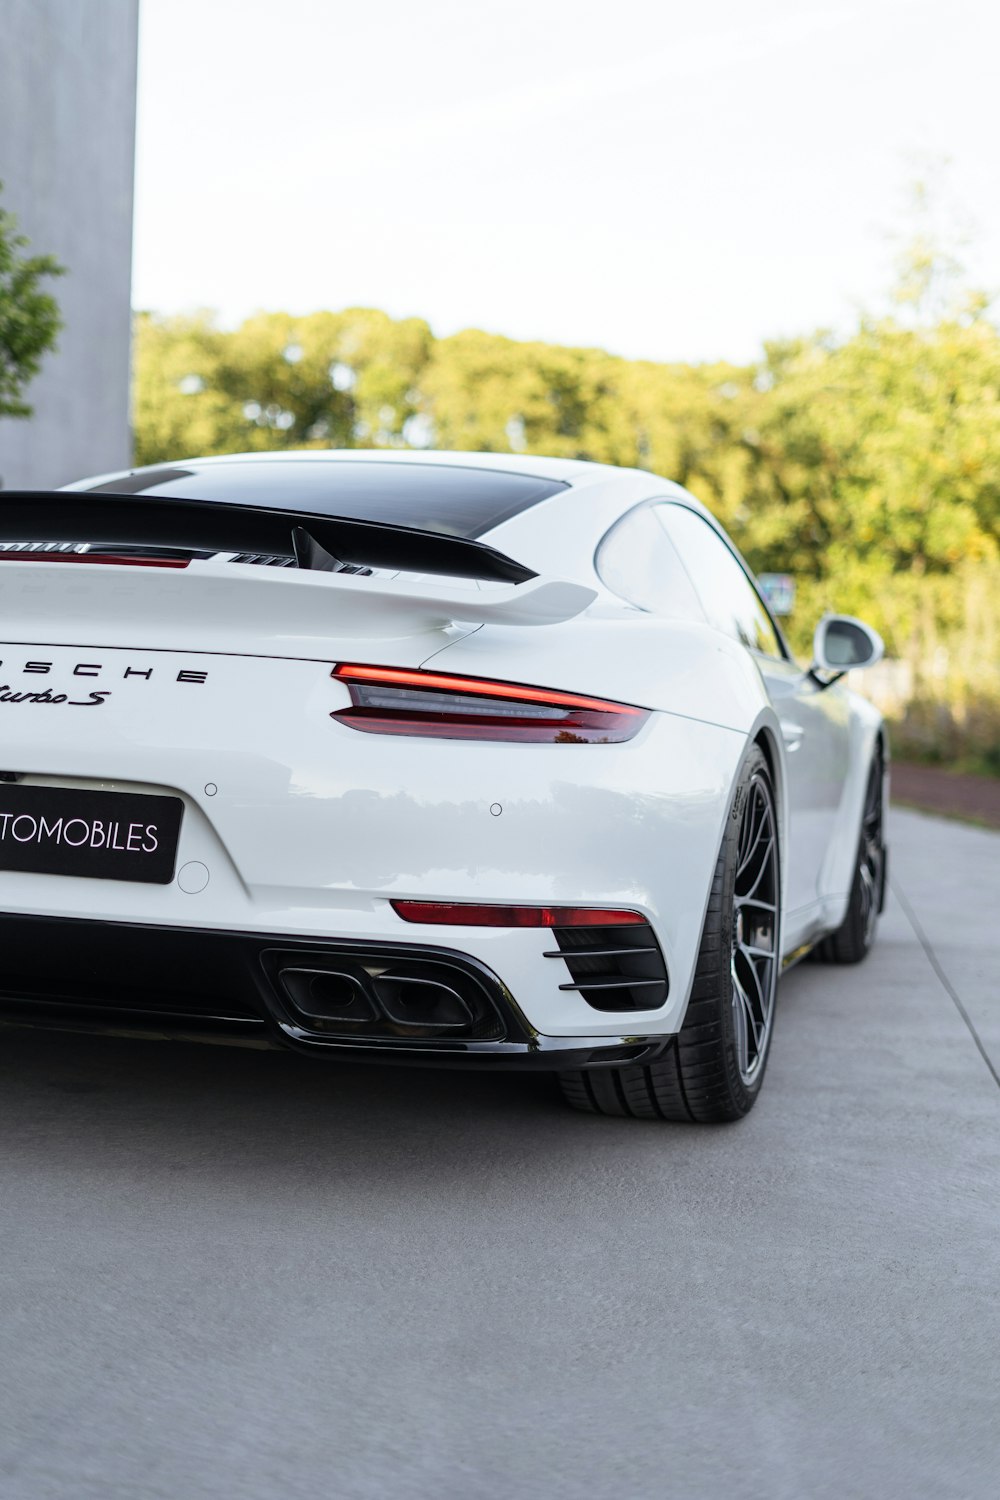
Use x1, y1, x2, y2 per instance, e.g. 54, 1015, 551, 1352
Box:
331, 663, 648, 743
391, 901, 647, 927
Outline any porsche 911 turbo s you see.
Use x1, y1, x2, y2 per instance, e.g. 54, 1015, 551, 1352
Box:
0, 452, 887, 1121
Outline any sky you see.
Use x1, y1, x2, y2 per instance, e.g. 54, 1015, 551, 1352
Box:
132, 0, 1000, 365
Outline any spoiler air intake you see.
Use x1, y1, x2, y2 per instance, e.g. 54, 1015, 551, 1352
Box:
0, 491, 537, 584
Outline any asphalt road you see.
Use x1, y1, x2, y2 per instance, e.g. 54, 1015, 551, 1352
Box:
1, 808, 998, 1500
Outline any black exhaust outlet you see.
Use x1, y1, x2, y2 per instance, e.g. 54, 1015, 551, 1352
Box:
278, 965, 379, 1026
263, 946, 508, 1043
372, 972, 474, 1034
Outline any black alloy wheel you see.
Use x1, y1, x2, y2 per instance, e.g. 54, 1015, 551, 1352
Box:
814, 749, 886, 964
729, 764, 781, 1085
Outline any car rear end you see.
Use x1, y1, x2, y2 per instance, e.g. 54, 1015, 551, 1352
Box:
0, 463, 737, 1068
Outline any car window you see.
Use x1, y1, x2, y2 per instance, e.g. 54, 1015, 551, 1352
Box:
657, 505, 784, 658
82, 461, 568, 540
595, 503, 707, 622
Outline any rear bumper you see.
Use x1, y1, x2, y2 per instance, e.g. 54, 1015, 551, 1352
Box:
0, 646, 747, 1039
0, 912, 671, 1072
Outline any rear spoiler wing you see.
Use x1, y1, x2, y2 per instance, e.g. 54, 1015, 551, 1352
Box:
0, 490, 597, 639
0, 490, 537, 584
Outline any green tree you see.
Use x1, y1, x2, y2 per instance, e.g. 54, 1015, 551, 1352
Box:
128, 226, 1000, 770
733, 311, 1000, 649
133, 307, 432, 466
0, 184, 65, 417
418, 326, 757, 532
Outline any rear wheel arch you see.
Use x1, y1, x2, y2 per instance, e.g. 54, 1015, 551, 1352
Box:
558, 739, 782, 1123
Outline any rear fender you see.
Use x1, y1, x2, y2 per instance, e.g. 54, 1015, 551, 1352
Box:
427, 615, 772, 731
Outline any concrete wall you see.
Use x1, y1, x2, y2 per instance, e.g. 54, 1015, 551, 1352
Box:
0, 0, 138, 488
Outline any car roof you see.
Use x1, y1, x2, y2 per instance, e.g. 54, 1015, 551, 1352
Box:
66, 448, 620, 490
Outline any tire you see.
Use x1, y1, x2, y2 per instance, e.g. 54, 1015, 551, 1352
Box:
813, 748, 885, 965
557, 743, 781, 1124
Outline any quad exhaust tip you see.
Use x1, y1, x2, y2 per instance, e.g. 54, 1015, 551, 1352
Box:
277, 960, 480, 1038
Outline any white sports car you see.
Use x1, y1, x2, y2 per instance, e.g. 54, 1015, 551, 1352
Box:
0, 451, 887, 1121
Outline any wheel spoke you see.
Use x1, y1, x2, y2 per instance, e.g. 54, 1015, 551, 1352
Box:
737, 792, 765, 877
737, 822, 768, 887
740, 951, 767, 1031
729, 768, 779, 1086
733, 965, 762, 1048
738, 806, 775, 902
731, 964, 751, 1077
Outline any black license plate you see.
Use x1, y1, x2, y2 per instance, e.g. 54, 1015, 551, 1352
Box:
0, 785, 183, 885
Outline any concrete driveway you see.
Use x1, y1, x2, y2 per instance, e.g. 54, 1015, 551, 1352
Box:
1, 808, 998, 1500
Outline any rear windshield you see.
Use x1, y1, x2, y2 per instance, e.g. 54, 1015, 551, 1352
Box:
85, 461, 567, 539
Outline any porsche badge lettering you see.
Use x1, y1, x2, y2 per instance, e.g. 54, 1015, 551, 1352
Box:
0, 687, 111, 707
0, 661, 208, 706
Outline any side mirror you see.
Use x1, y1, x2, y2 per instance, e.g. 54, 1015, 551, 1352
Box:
812, 614, 884, 676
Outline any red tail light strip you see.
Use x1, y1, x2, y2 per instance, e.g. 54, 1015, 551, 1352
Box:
334, 663, 638, 716
0, 552, 189, 569
331, 663, 649, 743
391, 901, 647, 927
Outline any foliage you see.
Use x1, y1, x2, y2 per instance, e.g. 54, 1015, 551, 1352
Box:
0, 184, 65, 418
133, 308, 432, 466
132, 271, 1000, 769
737, 319, 1000, 599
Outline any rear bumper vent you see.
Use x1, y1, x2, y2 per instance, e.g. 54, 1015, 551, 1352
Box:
265, 951, 506, 1043
545, 921, 668, 1012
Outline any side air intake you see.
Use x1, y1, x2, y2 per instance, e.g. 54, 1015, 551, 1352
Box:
545, 921, 668, 1012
